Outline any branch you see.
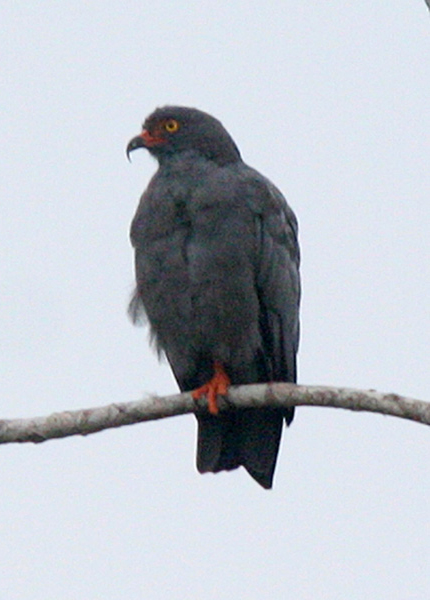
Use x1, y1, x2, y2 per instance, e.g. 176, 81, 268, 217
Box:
1, 383, 429, 445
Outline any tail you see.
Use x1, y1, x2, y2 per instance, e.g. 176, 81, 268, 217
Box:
196, 406, 294, 489
168, 349, 296, 489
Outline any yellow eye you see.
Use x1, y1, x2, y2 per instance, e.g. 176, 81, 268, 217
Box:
164, 119, 180, 133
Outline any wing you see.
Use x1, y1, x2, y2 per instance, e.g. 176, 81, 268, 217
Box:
196, 165, 300, 488
244, 166, 300, 387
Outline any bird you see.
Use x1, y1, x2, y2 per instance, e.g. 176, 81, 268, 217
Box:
126, 106, 300, 489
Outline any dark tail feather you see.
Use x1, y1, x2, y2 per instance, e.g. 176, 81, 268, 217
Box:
237, 408, 284, 489
196, 412, 241, 474
197, 407, 293, 489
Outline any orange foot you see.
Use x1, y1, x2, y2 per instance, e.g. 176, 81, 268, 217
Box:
192, 361, 231, 415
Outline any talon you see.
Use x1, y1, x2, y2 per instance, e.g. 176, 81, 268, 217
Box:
192, 361, 230, 415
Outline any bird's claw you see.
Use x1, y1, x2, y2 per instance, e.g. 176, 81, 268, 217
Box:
192, 362, 230, 415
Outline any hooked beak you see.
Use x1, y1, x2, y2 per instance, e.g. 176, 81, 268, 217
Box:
126, 129, 165, 161
126, 132, 146, 162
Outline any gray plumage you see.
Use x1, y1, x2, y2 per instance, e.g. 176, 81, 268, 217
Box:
127, 106, 300, 489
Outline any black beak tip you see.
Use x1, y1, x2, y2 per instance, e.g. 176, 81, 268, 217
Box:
126, 136, 145, 162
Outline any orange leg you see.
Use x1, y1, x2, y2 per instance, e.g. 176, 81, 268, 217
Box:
192, 361, 231, 415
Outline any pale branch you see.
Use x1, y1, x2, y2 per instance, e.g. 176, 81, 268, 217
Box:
0, 383, 429, 445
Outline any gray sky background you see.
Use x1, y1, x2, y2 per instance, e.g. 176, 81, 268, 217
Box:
1, 2, 430, 598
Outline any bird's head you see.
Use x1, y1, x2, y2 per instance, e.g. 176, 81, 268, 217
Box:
126, 106, 241, 166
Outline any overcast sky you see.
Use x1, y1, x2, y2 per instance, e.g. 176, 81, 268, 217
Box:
1, 2, 430, 599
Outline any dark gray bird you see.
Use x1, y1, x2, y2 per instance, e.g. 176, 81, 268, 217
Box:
126, 106, 300, 489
